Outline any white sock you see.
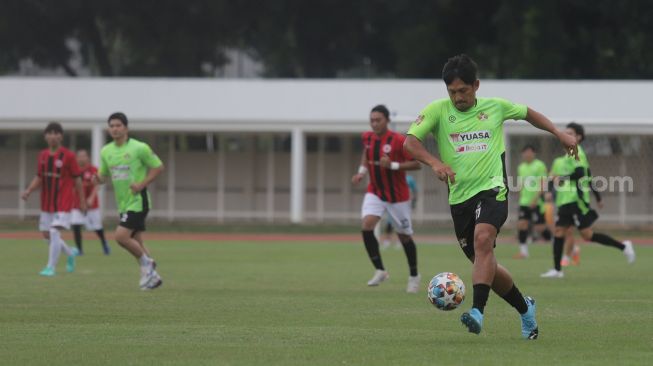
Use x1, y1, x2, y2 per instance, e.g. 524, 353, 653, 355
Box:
520, 244, 529, 256
47, 228, 63, 268
59, 238, 73, 257
139, 254, 152, 267
562, 255, 571, 262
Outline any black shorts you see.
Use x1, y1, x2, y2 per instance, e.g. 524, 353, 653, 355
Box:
119, 210, 148, 233
518, 205, 545, 224
555, 203, 598, 230
450, 188, 508, 261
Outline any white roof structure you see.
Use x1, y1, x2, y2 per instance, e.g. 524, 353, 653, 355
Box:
1, 78, 652, 133
2, 78, 652, 223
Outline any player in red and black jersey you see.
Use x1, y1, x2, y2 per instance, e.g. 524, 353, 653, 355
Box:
21, 122, 86, 276
71, 149, 110, 255
351, 105, 422, 292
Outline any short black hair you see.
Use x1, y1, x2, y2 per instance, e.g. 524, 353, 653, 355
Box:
566, 122, 585, 142
442, 54, 478, 85
44, 121, 63, 135
371, 104, 390, 120
108, 112, 128, 127
522, 144, 537, 153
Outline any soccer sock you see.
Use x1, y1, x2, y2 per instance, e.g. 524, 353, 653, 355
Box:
72, 225, 83, 253
518, 230, 529, 255
400, 238, 418, 276
472, 284, 491, 314
59, 238, 74, 257
47, 228, 63, 268
553, 236, 564, 271
591, 233, 626, 250
518, 230, 528, 245
500, 284, 528, 314
541, 228, 552, 241
139, 254, 152, 267
96, 229, 109, 249
362, 230, 385, 270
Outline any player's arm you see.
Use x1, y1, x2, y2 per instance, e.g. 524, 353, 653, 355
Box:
130, 165, 164, 194
524, 108, 578, 159
75, 177, 87, 213
94, 155, 110, 185
379, 155, 421, 171
21, 176, 41, 201
87, 182, 99, 207
587, 168, 603, 209
351, 149, 368, 185
404, 135, 455, 184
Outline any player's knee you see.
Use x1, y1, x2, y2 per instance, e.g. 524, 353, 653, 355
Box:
517, 220, 528, 230
580, 229, 593, 241
473, 231, 493, 255
397, 233, 412, 245
554, 226, 566, 237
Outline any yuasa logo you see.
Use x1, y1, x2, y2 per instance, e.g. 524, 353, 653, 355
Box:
449, 130, 491, 143
455, 143, 488, 154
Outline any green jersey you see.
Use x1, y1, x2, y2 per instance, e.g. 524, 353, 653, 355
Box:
550, 155, 577, 207
407, 97, 527, 204
576, 145, 591, 209
517, 159, 547, 207
99, 138, 163, 213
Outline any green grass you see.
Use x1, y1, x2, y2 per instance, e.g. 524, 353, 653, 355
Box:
1, 237, 652, 365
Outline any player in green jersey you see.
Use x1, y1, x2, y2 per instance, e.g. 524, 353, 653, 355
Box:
404, 54, 578, 339
96, 112, 165, 290
541, 122, 635, 278
514, 144, 551, 259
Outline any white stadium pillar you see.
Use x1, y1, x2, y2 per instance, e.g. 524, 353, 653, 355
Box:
91, 124, 105, 214
290, 128, 305, 223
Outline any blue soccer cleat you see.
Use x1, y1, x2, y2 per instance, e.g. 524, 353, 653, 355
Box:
461, 308, 483, 334
66, 248, 80, 273
39, 266, 55, 277
521, 296, 539, 340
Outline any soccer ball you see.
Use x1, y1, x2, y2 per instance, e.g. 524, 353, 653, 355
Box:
427, 272, 465, 311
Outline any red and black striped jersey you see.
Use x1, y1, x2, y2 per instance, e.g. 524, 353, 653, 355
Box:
73, 165, 99, 210
362, 130, 414, 203
37, 147, 81, 213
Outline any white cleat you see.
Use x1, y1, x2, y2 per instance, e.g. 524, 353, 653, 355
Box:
139, 259, 156, 289
141, 270, 163, 291
367, 270, 389, 286
406, 274, 421, 293
540, 269, 564, 278
623, 240, 636, 264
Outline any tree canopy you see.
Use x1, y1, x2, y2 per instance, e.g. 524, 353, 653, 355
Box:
1, 0, 652, 78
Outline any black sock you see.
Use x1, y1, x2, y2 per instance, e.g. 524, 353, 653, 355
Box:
72, 225, 83, 253
591, 233, 626, 250
95, 229, 107, 245
400, 238, 418, 276
501, 285, 528, 314
518, 230, 529, 245
553, 236, 564, 271
541, 228, 552, 241
362, 231, 384, 270
472, 284, 491, 314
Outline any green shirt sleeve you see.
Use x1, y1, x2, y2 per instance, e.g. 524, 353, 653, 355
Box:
99, 150, 109, 177
407, 105, 437, 141
496, 98, 527, 121
139, 143, 163, 168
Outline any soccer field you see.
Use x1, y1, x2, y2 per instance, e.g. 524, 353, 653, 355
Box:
1, 236, 652, 365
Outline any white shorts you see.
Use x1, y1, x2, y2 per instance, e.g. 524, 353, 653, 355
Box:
39, 212, 72, 231
361, 193, 413, 235
71, 209, 103, 231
